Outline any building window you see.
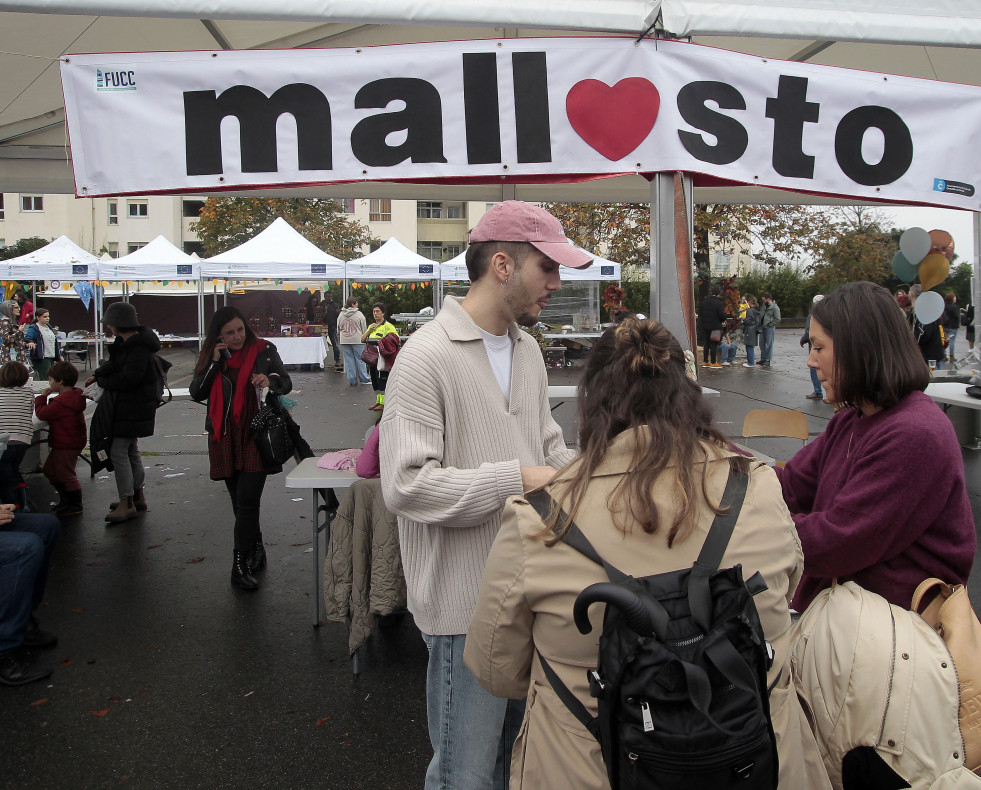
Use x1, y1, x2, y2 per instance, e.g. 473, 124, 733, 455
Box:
0, 194, 5, 221
183, 241, 205, 256
127, 242, 147, 254
182, 200, 205, 218
20, 195, 43, 212
446, 203, 464, 219
127, 201, 148, 218
0, 239, 5, 249
369, 199, 391, 222
444, 244, 462, 258
417, 241, 443, 261
107, 242, 119, 258
107, 200, 118, 225
333, 198, 355, 214
417, 201, 442, 219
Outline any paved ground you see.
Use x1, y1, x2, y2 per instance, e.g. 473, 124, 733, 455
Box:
6, 328, 980, 789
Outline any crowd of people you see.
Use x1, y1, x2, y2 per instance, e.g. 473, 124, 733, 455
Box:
2, 204, 978, 790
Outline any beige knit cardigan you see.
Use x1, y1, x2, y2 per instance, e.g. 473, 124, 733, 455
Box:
380, 296, 575, 635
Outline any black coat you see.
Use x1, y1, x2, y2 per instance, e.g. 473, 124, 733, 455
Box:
699, 295, 728, 333
93, 327, 161, 438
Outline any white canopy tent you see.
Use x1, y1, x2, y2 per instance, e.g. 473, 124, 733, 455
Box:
345, 238, 439, 309
1, 234, 99, 282
2, 1, 980, 348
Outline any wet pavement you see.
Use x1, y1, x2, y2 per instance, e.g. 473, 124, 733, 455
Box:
6, 328, 980, 789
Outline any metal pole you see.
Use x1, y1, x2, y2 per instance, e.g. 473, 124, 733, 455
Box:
649, 173, 694, 353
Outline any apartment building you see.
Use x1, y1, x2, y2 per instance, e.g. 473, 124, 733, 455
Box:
0, 193, 487, 262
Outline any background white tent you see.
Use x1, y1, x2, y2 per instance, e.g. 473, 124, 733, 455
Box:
200, 217, 346, 281
1, 234, 99, 282
98, 235, 199, 283
345, 238, 439, 309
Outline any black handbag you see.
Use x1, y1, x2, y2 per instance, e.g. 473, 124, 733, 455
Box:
250, 392, 295, 467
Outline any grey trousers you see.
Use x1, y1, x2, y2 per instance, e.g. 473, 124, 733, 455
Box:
109, 436, 145, 499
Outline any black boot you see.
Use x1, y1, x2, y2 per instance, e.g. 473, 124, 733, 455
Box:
230, 550, 259, 590
247, 533, 267, 573
54, 489, 83, 518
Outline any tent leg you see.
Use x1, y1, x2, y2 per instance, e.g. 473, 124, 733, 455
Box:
649, 172, 695, 355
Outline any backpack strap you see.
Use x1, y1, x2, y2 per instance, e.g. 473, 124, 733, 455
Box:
688, 456, 750, 632
537, 651, 601, 739
153, 354, 173, 405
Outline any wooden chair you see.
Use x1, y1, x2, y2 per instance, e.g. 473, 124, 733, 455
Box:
741, 409, 810, 467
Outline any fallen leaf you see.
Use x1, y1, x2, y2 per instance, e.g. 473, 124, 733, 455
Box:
60, 658, 72, 666
187, 557, 205, 563
88, 708, 111, 716
108, 696, 121, 703
292, 542, 311, 547
316, 716, 332, 726
30, 698, 49, 706
147, 544, 163, 550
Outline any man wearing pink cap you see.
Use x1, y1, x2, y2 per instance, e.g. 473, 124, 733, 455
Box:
380, 202, 591, 789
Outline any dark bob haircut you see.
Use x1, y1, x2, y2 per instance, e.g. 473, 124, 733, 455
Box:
811, 281, 929, 410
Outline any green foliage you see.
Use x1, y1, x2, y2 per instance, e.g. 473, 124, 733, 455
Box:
0, 237, 49, 261
348, 284, 435, 324
809, 226, 897, 292
735, 266, 818, 318
194, 197, 377, 258
940, 263, 973, 305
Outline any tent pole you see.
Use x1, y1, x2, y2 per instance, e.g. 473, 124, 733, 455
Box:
649, 172, 695, 356
973, 213, 980, 367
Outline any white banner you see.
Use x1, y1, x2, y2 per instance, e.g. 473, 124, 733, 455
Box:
61, 38, 981, 209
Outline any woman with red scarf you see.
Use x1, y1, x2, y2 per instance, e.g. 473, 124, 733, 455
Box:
190, 307, 292, 590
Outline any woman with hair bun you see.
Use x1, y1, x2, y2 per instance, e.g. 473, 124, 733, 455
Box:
465, 318, 829, 789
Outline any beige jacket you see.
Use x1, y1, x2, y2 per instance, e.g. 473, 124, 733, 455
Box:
465, 431, 831, 790
792, 582, 981, 790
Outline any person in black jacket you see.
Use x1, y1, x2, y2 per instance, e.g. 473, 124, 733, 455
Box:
942, 292, 960, 368
189, 306, 292, 591
698, 285, 728, 366
909, 285, 945, 367
85, 302, 160, 524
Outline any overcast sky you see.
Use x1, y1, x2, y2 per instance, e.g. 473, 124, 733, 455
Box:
885, 205, 977, 266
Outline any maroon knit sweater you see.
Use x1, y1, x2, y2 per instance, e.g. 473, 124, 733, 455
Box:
776, 391, 975, 610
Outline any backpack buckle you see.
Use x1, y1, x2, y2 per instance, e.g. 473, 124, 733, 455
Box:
588, 670, 605, 698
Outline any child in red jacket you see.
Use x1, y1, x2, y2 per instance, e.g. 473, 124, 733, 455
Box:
35, 362, 87, 517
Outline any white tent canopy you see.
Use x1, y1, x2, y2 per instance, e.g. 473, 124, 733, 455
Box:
98, 235, 199, 281
200, 217, 346, 280
0, 235, 99, 281
439, 246, 621, 282
345, 238, 438, 282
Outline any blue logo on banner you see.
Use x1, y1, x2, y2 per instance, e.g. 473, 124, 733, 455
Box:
72, 264, 89, 276
311, 264, 327, 274
601, 266, 614, 276
419, 264, 434, 274
177, 265, 192, 275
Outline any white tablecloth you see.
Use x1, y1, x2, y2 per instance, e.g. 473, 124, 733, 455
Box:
263, 336, 328, 367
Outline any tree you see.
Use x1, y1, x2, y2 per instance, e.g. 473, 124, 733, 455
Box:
0, 236, 48, 260
193, 198, 377, 257
808, 216, 899, 292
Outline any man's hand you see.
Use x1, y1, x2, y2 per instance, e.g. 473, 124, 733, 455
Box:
84, 376, 95, 387
520, 465, 557, 493
40, 387, 53, 398
0, 504, 16, 526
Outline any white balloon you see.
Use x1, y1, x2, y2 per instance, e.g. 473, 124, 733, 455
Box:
900, 227, 931, 265
914, 290, 944, 324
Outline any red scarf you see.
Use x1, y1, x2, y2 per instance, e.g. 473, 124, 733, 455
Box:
208, 338, 267, 441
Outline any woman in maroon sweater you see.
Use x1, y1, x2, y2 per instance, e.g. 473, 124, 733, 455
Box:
776, 281, 975, 610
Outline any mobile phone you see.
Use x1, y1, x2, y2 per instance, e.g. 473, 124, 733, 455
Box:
220, 348, 232, 360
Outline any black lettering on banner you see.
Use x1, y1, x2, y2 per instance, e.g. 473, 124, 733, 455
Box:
351, 78, 447, 167
765, 75, 820, 178
512, 52, 552, 163
676, 81, 748, 165
183, 84, 332, 176
463, 53, 502, 164
834, 106, 913, 186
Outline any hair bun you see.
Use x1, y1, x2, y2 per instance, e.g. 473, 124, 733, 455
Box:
614, 318, 673, 376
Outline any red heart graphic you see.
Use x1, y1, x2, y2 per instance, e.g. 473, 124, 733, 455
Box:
566, 78, 660, 161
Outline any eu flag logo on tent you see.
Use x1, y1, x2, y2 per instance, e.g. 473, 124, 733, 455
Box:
418, 264, 434, 274
177, 265, 192, 275
311, 264, 327, 275
601, 266, 614, 276
72, 264, 89, 276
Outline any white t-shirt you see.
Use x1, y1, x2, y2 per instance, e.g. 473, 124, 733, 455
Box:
478, 327, 514, 401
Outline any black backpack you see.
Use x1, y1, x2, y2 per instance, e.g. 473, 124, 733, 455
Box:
152, 354, 173, 408
528, 457, 778, 790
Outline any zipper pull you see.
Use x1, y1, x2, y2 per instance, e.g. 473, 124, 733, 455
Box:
640, 700, 654, 732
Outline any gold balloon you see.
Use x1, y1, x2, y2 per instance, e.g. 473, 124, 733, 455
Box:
919, 252, 950, 291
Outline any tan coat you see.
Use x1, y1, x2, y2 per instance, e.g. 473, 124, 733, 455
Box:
465, 431, 831, 790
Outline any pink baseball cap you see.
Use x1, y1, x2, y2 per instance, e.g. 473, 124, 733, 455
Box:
468, 201, 593, 269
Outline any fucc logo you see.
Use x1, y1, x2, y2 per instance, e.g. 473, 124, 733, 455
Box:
97, 68, 137, 92
72, 264, 89, 276
310, 264, 327, 275
418, 264, 434, 274
176, 265, 192, 275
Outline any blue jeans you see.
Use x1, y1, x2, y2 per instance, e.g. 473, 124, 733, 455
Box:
760, 327, 775, 364
745, 344, 756, 365
719, 342, 737, 364
809, 367, 823, 396
341, 344, 371, 386
422, 633, 525, 790
0, 513, 60, 654
327, 325, 341, 364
